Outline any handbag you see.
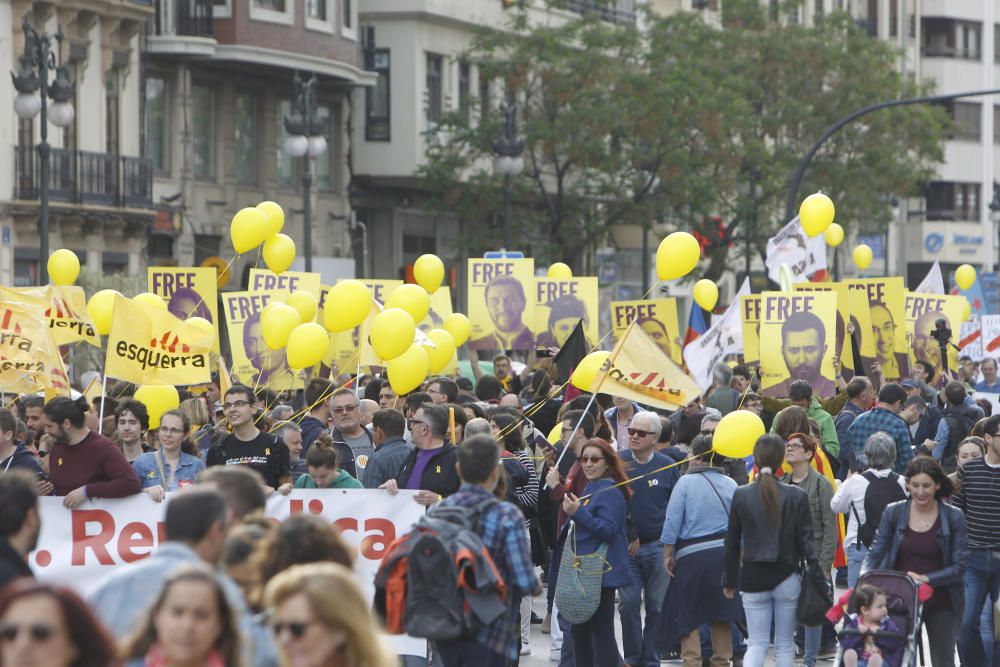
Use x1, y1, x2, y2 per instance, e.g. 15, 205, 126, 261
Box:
554, 523, 609, 624
796, 560, 833, 626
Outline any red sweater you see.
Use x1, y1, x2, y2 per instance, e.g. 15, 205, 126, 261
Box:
49, 431, 141, 498
548, 461, 588, 534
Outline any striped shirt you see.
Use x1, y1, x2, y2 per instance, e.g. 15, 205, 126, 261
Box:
952, 458, 1000, 549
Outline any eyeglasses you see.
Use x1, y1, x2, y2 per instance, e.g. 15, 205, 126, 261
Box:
627, 428, 653, 437
579, 455, 605, 464
223, 400, 250, 411
159, 426, 185, 435
785, 441, 804, 451
408, 419, 427, 429
270, 620, 314, 639
700, 429, 715, 436
332, 404, 358, 414
561, 426, 574, 435
0, 623, 55, 642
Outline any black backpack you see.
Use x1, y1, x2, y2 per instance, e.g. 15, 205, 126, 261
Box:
852, 472, 906, 547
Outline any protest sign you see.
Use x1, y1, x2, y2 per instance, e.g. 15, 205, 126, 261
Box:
794, 281, 850, 371
148, 267, 220, 352
759, 291, 838, 398
683, 279, 750, 391
740, 295, 762, 369
533, 277, 598, 350
0, 285, 99, 347
765, 216, 827, 284
467, 258, 535, 351
904, 292, 965, 376
248, 268, 322, 298
960, 320, 983, 362
847, 277, 908, 381
981, 315, 1000, 360
609, 298, 680, 364
222, 290, 300, 390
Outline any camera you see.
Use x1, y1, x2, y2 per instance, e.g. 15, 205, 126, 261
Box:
930, 318, 952, 347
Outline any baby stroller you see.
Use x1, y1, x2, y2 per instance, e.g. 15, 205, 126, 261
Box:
831, 570, 924, 667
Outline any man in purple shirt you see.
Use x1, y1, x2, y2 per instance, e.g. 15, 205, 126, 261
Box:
378, 404, 460, 506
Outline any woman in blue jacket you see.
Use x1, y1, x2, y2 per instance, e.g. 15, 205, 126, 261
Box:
863, 456, 967, 667
561, 437, 633, 667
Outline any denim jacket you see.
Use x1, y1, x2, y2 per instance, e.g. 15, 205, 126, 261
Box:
862, 499, 968, 613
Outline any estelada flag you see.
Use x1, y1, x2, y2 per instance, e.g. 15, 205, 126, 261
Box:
105, 295, 214, 386
0, 285, 100, 347
590, 321, 702, 410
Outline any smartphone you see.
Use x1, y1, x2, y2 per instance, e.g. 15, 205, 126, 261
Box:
536, 348, 555, 358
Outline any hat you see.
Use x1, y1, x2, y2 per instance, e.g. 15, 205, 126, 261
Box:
214, 400, 224, 413
900, 379, 919, 389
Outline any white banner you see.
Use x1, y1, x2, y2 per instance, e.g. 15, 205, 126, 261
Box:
683, 279, 751, 391
915, 261, 945, 295
960, 320, 984, 362
981, 315, 1000, 360
30, 490, 426, 655
765, 217, 827, 285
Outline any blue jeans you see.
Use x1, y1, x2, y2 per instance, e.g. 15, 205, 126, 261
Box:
434, 639, 507, 667
845, 543, 868, 589
741, 573, 800, 667
982, 596, 1000, 666
960, 549, 1000, 665
802, 624, 822, 667
618, 542, 669, 667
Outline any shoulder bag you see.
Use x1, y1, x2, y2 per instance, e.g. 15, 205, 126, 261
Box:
555, 522, 609, 624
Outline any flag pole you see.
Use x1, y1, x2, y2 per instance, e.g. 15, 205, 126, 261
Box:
97, 374, 108, 435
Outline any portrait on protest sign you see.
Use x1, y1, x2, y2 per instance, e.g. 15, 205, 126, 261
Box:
248, 268, 322, 298
148, 267, 219, 352
847, 286, 875, 367
904, 292, 965, 376
740, 295, 762, 369
321, 279, 402, 377
794, 282, 850, 374
422, 287, 458, 374
222, 290, 298, 390
760, 291, 838, 398
610, 298, 681, 364
534, 277, 598, 349
467, 258, 535, 351
848, 277, 908, 381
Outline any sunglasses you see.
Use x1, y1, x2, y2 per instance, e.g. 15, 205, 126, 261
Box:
0, 623, 55, 642
579, 455, 605, 464
627, 428, 653, 437
270, 620, 313, 639
332, 405, 358, 414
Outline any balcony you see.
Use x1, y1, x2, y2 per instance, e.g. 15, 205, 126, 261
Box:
147, 0, 216, 57
14, 146, 154, 209
562, 0, 637, 25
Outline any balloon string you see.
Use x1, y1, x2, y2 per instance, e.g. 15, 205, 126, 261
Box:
575, 454, 699, 501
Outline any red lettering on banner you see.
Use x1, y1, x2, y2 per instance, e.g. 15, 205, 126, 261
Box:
71, 510, 115, 565
118, 521, 156, 563
335, 518, 396, 560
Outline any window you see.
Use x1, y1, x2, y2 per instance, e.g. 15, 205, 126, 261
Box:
106, 69, 120, 156
923, 18, 982, 59
365, 49, 390, 141
426, 53, 443, 128
479, 74, 491, 121
458, 62, 471, 122
191, 83, 215, 180
102, 251, 129, 276
995, 24, 1000, 63
947, 101, 981, 141
315, 103, 333, 191
994, 106, 1000, 144
343, 0, 353, 30
253, 0, 285, 9
925, 181, 980, 220
277, 99, 295, 188
889, 0, 897, 37
235, 92, 257, 185
145, 76, 170, 173
306, 0, 325, 20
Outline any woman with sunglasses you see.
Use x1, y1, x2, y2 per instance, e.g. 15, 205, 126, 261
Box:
121, 564, 243, 667
132, 410, 205, 503
0, 579, 116, 667
264, 562, 396, 667
559, 437, 633, 667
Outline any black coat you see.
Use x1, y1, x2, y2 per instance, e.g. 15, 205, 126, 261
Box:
395, 443, 461, 498
0, 539, 32, 591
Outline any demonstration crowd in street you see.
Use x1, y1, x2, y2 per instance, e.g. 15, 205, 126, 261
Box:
5, 340, 1000, 667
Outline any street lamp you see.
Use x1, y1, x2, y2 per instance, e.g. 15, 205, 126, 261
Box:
10, 18, 75, 285
492, 99, 524, 251
283, 72, 327, 272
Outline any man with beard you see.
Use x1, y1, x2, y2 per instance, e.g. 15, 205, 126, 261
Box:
42, 396, 140, 508
913, 310, 948, 374
242, 310, 286, 385
0, 471, 40, 588
470, 275, 535, 351
766, 311, 836, 398
637, 317, 676, 361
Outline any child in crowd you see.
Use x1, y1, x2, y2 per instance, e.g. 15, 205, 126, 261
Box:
841, 584, 904, 667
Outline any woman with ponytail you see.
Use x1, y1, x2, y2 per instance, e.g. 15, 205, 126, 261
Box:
723, 434, 816, 667
293, 432, 363, 489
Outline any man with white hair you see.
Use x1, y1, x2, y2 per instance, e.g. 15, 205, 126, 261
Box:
464, 417, 492, 438
617, 411, 680, 667
359, 399, 379, 427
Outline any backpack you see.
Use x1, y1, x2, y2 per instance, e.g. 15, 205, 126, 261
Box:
373, 498, 508, 640
852, 472, 906, 547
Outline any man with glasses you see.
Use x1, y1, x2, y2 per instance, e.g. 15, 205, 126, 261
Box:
379, 404, 459, 505
617, 411, 679, 667
328, 388, 375, 483
426, 377, 459, 405
206, 384, 290, 493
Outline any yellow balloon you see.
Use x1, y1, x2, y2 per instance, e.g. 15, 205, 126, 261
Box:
285, 290, 318, 323
692, 279, 719, 312
852, 244, 873, 271
133, 292, 167, 312
413, 254, 445, 294
962, 299, 972, 322
230, 207, 269, 254
387, 343, 431, 395
547, 262, 573, 279
256, 201, 285, 238
425, 329, 457, 374
713, 410, 765, 459
286, 322, 330, 369
955, 264, 977, 291
570, 351, 610, 392
371, 308, 416, 361
86, 289, 121, 336
260, 302, 301, 350
134, 384, 180, 430
187, 316, 214, 337
263, 233, 296, 275
656, 232, 701, 281
799, 191, 836, 238
324, 280, 371, 332
47, 249, 80, 286
386, 284, 431, 324
443, 313, 472, 347
824, 223, 845, 248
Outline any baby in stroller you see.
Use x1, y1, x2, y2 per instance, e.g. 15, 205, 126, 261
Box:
841, 584, 905, 667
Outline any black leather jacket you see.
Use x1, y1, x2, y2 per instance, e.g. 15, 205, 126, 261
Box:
723, 480, 816, 589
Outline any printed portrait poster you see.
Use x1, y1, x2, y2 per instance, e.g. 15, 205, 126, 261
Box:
980, 315, 1000, 360
960, 320, 984, 362
610, 298, 681, 364
422, 287, 458, 374
740, 295, 762, 369
794, 281, 851, 372
148, 267, 220, 352
322, 280, 402, 376
467, 258, 535, 352
904, 292, 966, 376
847, 286, 876, 369
248, 268, 322, 299
534, 277, 598, 350
847, 278, 908, 381
222, 290, 301, 391
759, 291, 838, 398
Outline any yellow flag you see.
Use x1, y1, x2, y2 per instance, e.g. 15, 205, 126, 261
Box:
591, 322, 702, 410
217, 357, 232, 397
105, 295, 214, 385
0, 301, 67, 395
0, 285, 100, 347
82, 375, 102, 404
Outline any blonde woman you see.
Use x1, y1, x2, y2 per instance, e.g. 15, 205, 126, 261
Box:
264, 562, 396, 667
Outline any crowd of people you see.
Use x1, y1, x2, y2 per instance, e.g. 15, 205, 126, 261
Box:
2, 346, 1000, 667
